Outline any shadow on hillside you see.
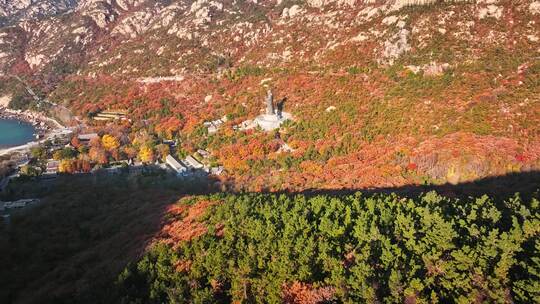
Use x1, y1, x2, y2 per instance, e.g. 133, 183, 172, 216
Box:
0, 170, 538, 304
272, 170, 540, 201
0, 173, 214, 304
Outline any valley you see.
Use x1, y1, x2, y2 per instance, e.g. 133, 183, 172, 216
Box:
0, 0, 539, 303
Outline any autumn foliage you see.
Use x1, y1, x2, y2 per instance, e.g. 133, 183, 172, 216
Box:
102, 134, 120, 151
282, 282, 336, 304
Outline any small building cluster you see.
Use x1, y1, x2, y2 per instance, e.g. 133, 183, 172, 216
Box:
43, 160, 60, 178
93, 110, 128, 121
197, 149, 210, 158
77, 133, 99, 143
184, 155, 204, 169
166, 155, 188, 176
204, 116, 228, 134
165, 149, 223, 177
8, 126, 226, 182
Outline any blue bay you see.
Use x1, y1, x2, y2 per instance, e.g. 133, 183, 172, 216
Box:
0, 119, 36, 148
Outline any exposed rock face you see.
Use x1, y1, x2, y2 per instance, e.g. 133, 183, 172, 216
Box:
78, 0, 117, 28
112, 10, 154, 37
0, 94, 11, 107
530, 1, 540, 14
406, 62, 450, 76
116, 0, 145, 11
24, 53, 45, 69
0, 0, 537, 76
190, 0, 223, 25
282, 5, 304, 19
382, 28, 411, 64
478, 4, 503, 19
0, 0, 77, 25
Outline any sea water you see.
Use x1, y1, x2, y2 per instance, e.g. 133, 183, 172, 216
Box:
0, 119, 36, 148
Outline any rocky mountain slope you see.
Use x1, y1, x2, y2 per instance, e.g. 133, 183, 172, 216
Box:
0, 0, 77, 26
0, 0, 539, 190
0, 0, 537, 75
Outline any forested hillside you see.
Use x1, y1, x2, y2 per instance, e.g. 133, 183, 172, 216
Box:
118, 191, 540, 303
0, 0, 539, 191
2, 173, 538, 303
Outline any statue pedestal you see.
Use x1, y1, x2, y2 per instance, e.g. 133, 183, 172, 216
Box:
252, 112, 292, 131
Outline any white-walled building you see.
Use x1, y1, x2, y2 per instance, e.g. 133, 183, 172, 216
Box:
184, 155, 204, 170
166, 155, 188, 176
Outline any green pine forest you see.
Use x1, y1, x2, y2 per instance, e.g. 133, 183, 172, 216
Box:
117, 191, 540, 303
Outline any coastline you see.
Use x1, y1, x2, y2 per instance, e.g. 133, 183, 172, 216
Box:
0, 106, 58, 133
0, 106, 72, 157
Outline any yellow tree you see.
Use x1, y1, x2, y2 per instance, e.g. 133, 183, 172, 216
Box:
102, 134, 120, 151
52, 150, 64, 161
156, 144, 171, 161
58, 159, 74, 173
138, 145, 155, 163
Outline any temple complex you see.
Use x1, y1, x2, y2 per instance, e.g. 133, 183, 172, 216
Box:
250, 90, 292, 131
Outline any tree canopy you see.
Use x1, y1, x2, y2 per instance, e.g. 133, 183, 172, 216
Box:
117, 191, 540, 303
